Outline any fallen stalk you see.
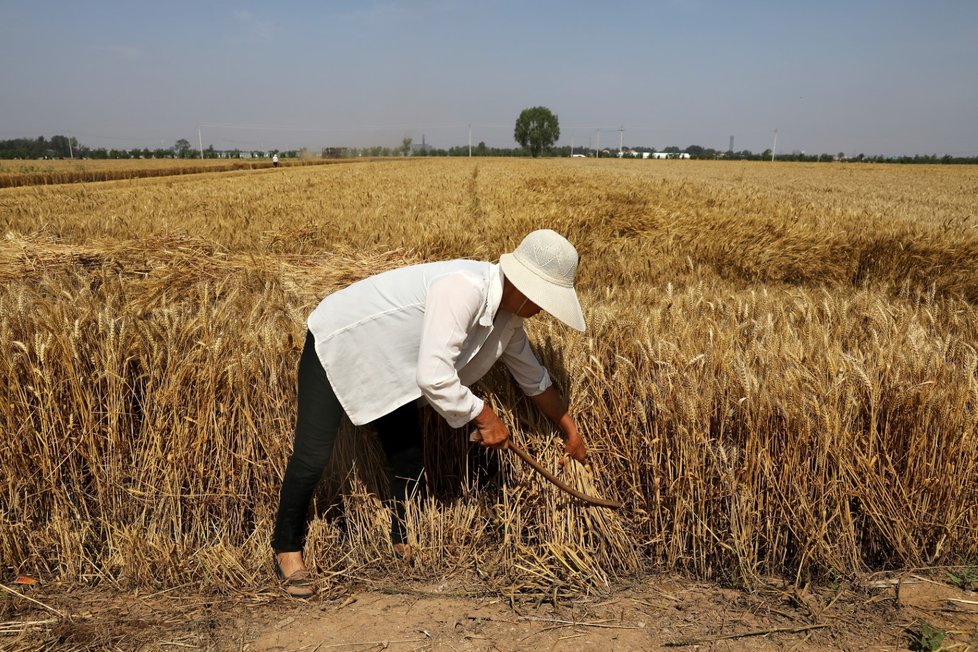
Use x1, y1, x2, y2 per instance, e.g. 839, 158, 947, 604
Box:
520, 615, 644, 630
0, 583, 66, 618
664, 624, 830, 647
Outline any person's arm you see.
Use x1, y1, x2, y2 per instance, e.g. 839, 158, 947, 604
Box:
417, 272, 500, 432
471, 402, 510, 448
500, 327, 587, 462
529, 386, 586, 462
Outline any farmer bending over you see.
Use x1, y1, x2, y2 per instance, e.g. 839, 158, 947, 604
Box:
272, 229, 588, 597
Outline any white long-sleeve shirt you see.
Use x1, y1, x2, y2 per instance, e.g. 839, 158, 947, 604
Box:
307, 260, 552, 427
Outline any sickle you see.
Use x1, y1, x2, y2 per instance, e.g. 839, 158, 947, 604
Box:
470, 432, 623, 509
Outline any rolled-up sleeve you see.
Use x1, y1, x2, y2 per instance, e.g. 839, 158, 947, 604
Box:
500, 326, 552, 397
416, 273, 486, 428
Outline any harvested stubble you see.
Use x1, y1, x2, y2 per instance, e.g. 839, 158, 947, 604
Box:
1, 159, 977, 601
0, 157, 355, 189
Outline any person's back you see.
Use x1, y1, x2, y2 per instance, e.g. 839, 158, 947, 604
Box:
307, 259, 497, 425
310, 259, 488, 336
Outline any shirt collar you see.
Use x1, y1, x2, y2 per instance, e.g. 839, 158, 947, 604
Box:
482, 263, 504, 327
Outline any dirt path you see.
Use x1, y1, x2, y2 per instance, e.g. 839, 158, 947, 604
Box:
2, 573, 976, 650
250, 583, 823, 651
246, 576, 977, 651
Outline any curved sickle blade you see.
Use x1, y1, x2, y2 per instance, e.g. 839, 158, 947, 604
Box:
470, 431, 623, 509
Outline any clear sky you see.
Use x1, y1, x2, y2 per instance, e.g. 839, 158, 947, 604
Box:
2, 0, 976, 156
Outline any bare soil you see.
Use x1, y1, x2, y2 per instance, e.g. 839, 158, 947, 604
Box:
2, 572, 976, 651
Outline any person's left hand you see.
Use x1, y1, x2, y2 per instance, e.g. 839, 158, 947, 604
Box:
563, 432, 587, 463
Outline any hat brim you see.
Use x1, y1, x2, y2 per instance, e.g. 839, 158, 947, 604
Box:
500, 253, 586, 331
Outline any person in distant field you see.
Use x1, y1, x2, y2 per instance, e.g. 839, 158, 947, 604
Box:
272, 154, 280, 167
272, 229, 589, 598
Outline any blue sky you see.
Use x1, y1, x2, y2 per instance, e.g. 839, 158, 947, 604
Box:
2, 0, 976, 156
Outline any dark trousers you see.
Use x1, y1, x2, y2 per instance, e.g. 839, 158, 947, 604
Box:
272, 331, 425, 552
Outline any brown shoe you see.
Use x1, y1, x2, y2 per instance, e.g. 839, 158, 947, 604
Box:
392, 543, 414, 563
274, 557, 316, 598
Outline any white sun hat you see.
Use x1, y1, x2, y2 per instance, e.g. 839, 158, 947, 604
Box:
499, 229, 586, 331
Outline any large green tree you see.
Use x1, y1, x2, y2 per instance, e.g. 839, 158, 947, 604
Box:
174, 138, 192, 158
514, 106, 560, 157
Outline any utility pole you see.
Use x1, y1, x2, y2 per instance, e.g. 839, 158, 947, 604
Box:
468, 124, 472, 157
772, 128, 778, 162
571, 136, 574, 157
198, 126, 204, 159
618, 125, 624, 156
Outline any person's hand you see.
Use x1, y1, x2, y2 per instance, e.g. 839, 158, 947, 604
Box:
563, 432, 587, 463
473, 404, 509, 449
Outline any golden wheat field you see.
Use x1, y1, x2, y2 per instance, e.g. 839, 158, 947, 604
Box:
0, 157, 348, 189
2, 157, 978, 611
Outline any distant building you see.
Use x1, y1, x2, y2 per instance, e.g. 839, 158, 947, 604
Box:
650, 152, 690, 159
615, 149, 657, 159
412, 134, 431, 155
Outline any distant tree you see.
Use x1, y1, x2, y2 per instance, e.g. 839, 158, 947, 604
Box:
514, 106, 560, 157
686, 145, 714, 159
174, 139, 192, 158
401, 137, 413, 156
49, 135, 78, 158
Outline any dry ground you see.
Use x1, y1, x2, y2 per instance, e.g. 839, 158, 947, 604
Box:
3, 572, 976, 651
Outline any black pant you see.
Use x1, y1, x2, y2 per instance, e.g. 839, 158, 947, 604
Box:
272, 331, 425, 552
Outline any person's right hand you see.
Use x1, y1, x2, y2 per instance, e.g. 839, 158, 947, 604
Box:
473, 403, 509, 449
